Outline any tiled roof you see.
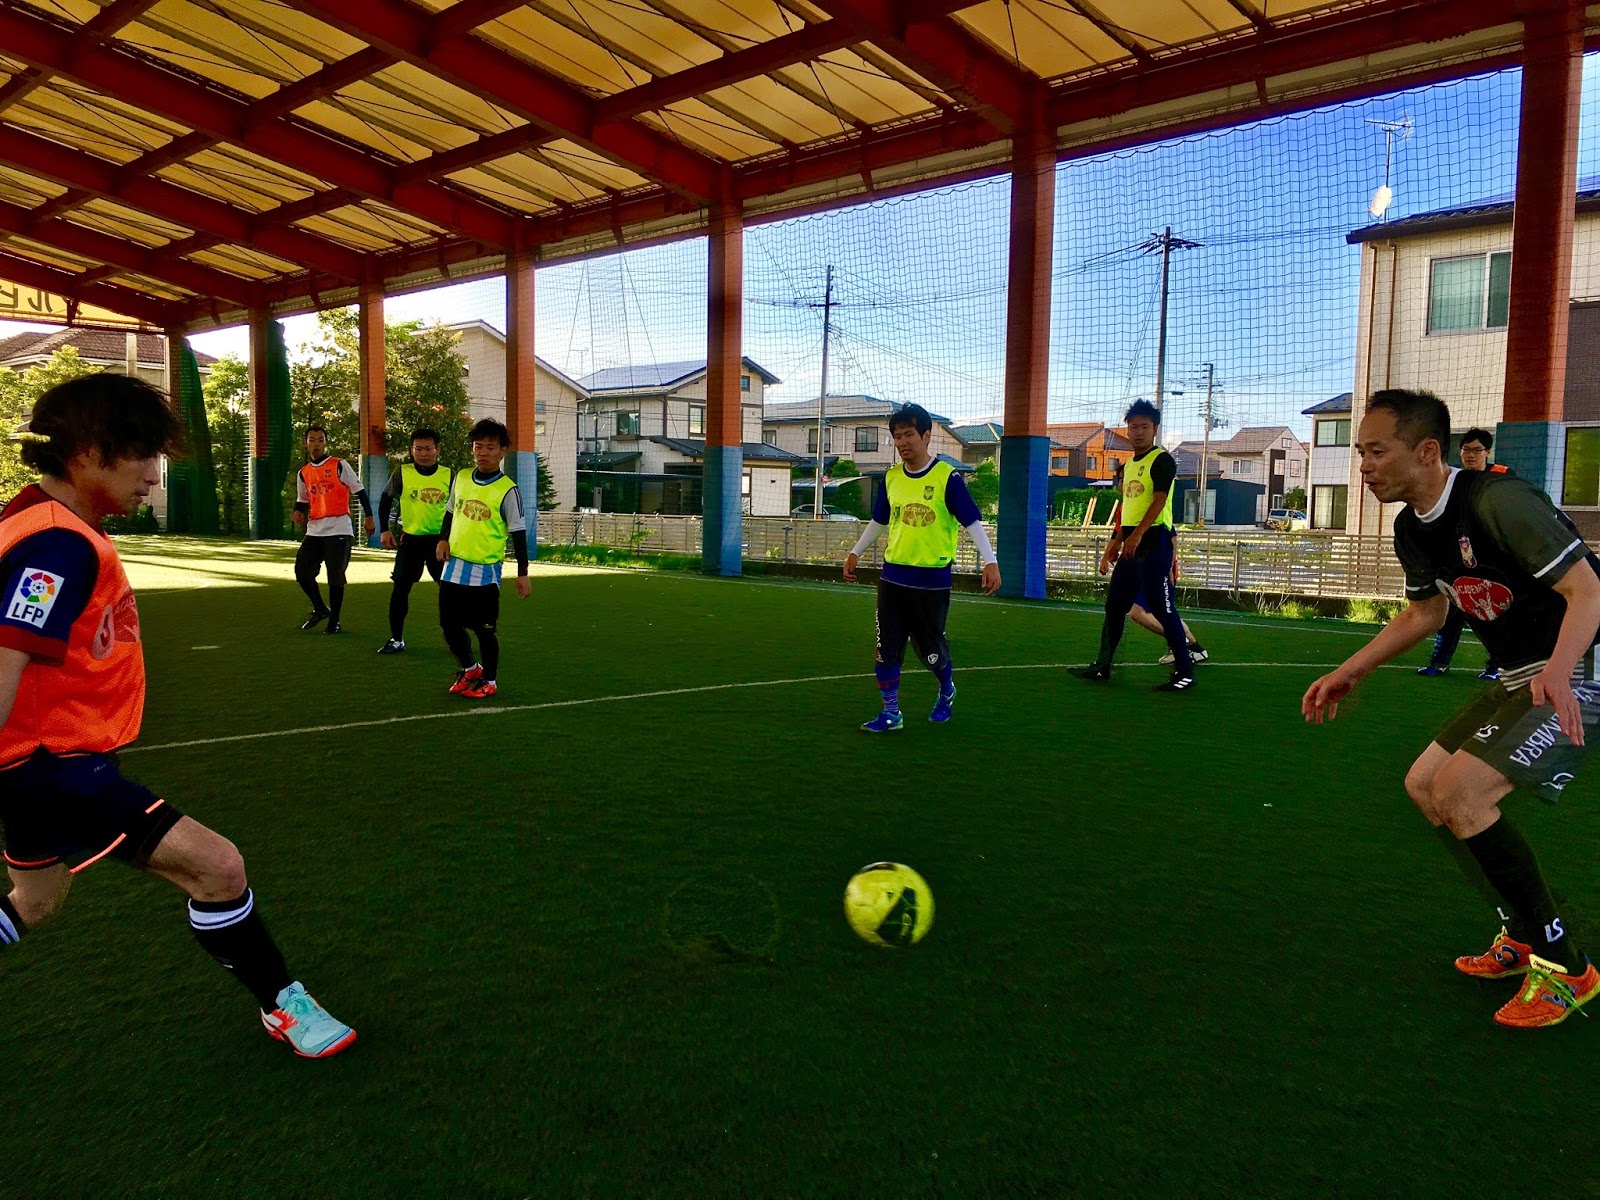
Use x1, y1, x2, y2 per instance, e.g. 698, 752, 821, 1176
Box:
1045, 422, 1103, 449
0, 329, 217, 368
763, 394, 952, 424
649, 437, 799, 463
1348, 175, 1600, 244
1213, 426, 1297, 455
949, 421, 1003, 446
580, 357, 779, 392
1302, 393, 1353, 416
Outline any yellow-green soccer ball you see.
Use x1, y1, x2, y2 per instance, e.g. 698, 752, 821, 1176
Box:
844, 862, 934, 947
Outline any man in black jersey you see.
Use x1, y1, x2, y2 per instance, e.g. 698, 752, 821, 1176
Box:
1417, 427, 1505, 681
1304, 389, 1600, 1029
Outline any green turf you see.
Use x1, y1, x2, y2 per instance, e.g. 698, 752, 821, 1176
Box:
6, 537, 1599, 1198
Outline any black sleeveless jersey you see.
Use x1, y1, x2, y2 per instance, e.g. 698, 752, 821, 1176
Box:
1393, 469, 1599, 680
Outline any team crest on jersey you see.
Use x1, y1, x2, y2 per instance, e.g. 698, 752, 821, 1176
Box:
1439, 576, 1514, 621
1458, 535, 1476, 568
1125, 479, 1146, 498
900, 503, 937, 528
923, 484, 935, 500
418, 487, 447, 504
6, 567, 61, 630
459, 498, 493, 521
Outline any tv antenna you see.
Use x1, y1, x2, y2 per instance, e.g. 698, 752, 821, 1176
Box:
1365, 115, 1412, 220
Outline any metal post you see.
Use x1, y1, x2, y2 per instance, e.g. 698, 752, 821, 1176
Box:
812, 264, 834, 518
1197, 361, 1214, 525
1154, 227, 1171, 411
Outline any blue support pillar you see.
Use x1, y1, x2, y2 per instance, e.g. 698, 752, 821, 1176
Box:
361, 454, 389, 546
998, 435, 1050, 599
511, 450, 540, 560
703, 199, 744, 576
1495, 420, 1564, 498
703, 444, 743, 575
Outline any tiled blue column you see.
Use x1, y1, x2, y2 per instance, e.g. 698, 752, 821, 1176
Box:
510, 450, 540, 560
998, 434, 1050, 599
361, 454, 388, 548
702, 445, 743, 576
1495, 420, 1564, 498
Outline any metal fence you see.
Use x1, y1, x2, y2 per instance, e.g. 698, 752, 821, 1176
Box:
535, 513, 1414, 601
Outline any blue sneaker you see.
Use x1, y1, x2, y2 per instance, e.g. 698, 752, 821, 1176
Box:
860, 710, 904, 733
261, 982, 357, 1058
929, 687, 955, 723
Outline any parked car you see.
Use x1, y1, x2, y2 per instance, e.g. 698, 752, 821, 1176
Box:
790, 504, 860, 522
1264, 508, 1309, 531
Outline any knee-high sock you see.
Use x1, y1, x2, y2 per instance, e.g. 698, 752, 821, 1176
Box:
443, 624, 475, 668
874, 663, 901, 713
297, 577, 325, 611
0, 895, 24, 946
1463, 816, 1586, 969
389, 580, 414, 640
1433, 824, 1512, 922
327, 584, 345, 622
188, 889, 293, 1009
479, 627, 500, 681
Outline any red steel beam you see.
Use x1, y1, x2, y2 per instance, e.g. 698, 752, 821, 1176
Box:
0, 199, 267, 306
0, 0, 519, 247
0, 247, 178, 326
807, 0, 1038, 133
0, 123, 368, 281
292, 0, 726, 201
0, 0, 162, 117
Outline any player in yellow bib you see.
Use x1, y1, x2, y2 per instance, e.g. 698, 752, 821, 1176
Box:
1074, 399, 1195, 690
435, 419, 531, 700
376, 427, 450, 655
843, 404, 1000, 731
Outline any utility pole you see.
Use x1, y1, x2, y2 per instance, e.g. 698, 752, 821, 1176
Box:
812, 264, 834, 519
1196, 361, 1215, 526
1143, 227, 1202, 411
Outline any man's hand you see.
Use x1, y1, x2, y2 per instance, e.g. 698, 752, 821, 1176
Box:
436, 539, 449, 563
515, 575, 532, 600
1170, 557, 1181, 584
363, 515, 375, 536
1098, 542, 1118, 576
1302, 666, 1361, 724
291, 510, 305, 527
980, 562, 1001, 595
1120, 528, 1144, 560
843, 552, 860, 583
380, 530, 397, 550
1531, 665, 1585, 746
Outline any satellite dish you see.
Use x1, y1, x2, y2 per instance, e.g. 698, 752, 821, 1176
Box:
1369, 184, 1393, 219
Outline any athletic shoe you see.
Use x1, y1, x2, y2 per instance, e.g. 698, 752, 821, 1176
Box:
448, 664, 483, 694
1493, 955, 1600, 1029
461, 680, 498, 700
299, 609, 330, 630
860, 710, 904, 733
1160, 645, 1209, 665
929, 688, 956, 723
260, 982, 357, 1058
1071, 664, 1111, 682
1153, 672, 1195, 693
1416, 665, 1448, 676
1478, 668, 1501, 682
377, 638, 406, 655
324, 620, 342, 635
1454, 925, 1533, 979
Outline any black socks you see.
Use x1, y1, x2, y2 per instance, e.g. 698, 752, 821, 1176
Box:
188, 889, 293, 1010
1463, 817, 1587, 971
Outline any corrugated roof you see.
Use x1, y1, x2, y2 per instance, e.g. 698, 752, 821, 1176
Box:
581, 357, 779, 393
1302, 392, 1353, 415
764, 394, 952, 424
0, 0, 1557, 330
949, 421, 1003, 446
650, 436, 798, 463
1348, 176, 1600, 244
0, 327, 216, 367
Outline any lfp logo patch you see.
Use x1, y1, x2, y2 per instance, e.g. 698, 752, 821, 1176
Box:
8, 568, 62, 630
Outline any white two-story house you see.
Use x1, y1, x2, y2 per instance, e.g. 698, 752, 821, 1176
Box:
576, 358, 795, 516
1210, 425, 1310, 524
1301, 392, 1352, 531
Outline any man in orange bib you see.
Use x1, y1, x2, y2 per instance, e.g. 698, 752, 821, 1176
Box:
0, 376, 356, 1058
291, 425, 374, 634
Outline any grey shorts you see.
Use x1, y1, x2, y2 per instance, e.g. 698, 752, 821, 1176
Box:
1434, 677, 1600, 800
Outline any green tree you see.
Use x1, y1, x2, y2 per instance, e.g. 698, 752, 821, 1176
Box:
202, 355, 251, 534
0, 348, 104, 500
967, 458, 1000, 519
1282, 486, 1307, 512
828, 457, 871, 519
535, 451, 558, 511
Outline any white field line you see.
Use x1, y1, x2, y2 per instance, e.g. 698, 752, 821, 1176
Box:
125, 661, 1412, 755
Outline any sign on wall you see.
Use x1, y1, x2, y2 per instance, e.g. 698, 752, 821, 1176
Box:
0, 280, 145, 330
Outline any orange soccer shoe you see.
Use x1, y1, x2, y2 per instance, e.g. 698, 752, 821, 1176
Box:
1455, 926, 1534, 980
1493, 955, 1600, 1030
460, 680, 498, 700
448, 664, 483, 695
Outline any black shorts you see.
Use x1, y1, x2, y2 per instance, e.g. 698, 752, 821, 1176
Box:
295, 534, 353, 586
1434, 677, 1600, 799
0, 748, 184, 872
875, 579, 951, 673
440, 580, 500, 631
392, 532, 444, 586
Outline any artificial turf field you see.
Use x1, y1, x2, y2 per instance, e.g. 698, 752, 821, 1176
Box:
6, 537, 1600, 1199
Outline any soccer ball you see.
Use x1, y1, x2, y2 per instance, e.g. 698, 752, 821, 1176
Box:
844, 862, 934, 947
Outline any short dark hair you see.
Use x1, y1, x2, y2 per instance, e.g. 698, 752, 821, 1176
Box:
306, 425, 327, 439
887, 404, 932, 436
1124, 399, 1161, 427
1366, 389, 1450, 454
410, 427, 441, 447
21, 374, 185, 478
1460, 427, 1494, 451
469, 418, 510, 447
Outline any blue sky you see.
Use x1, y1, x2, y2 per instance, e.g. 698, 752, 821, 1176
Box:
16, 57, 1600, 446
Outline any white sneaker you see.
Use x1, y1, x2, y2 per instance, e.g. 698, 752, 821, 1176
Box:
261, 982, 357, 1058
1159, 646, 1208, 665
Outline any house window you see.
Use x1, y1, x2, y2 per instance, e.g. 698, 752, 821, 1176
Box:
1311, 484, 1348, 529
1315, 419, 1351, 447
688, 404, 706, 437
535, 421, 546, 437
536, 399, 546, 415
855, 426, 876, 452
762, 426, 777, 443
741, 469, 752, 496
1428, 251, 1511, 333
615, 409, 640, 436
1232, 460, 1247, 475
1563, 426, 1600, 506
741, 375, 751, 391
1086, 454, 1097, 471
807, 427, 832, 453
1289, 460, 1301, 477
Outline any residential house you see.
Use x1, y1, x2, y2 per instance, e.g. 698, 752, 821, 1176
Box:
949, 420, 1003, 468
1346, 177, 1600, 536
1169, 440, 1226, 523
0, 328, 216, 523
577, 357, 795, 516
1084, 425, 1134, 481
1301, 393, 1352, 532
1209, 426, 1309, 524
1045, 422, 1103, 476
444, 320, 583, 511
